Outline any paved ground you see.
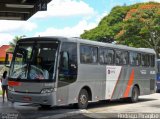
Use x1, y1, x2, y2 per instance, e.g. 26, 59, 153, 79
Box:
85, 93, 160, 118
0, 98, 90, 119
1, 93, 160, 119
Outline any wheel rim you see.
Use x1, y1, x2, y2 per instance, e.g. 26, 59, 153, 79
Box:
80, 94, 87, 105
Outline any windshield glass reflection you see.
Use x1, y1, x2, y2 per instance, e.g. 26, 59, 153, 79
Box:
10, 42, 58, 81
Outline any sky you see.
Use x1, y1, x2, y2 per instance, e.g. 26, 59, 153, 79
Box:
0, 0, 160, 45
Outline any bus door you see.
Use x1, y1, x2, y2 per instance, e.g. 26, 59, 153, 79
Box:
57, 42, 77, 105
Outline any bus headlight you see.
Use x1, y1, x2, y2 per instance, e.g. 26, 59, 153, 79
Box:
41, 88, 54, 94
8, 86, 15, 92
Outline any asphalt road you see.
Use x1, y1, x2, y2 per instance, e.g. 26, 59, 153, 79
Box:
0, 97, 91, 119
1, 93, 160, 119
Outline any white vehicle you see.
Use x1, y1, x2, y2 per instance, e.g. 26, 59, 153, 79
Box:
6, 37, 156, 109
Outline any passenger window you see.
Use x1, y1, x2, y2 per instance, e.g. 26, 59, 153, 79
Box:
99, 48, 114, 65
80, 45, 98, 64
107, 50, 114, 64
150, 55, 155, 67
121, 51, 128, 65
130, 52, 140, 66
137, 53, 141, 66
115, 50, 128, 65
141, 54, 149, 67
115, 50, 121, 65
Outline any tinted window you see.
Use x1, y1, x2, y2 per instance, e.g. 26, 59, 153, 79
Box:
150, 55, 155, 67
142, 54, 150, 67
115, 51, 121, 65
99, 48, 114, 65
80, 45, 98, 64
58, 42, 77, 86
157, 61, 160, 72
107, 49, 114, 64
115, 50, 128, 65
122, 51, 128, 65
130, 52, 141, 66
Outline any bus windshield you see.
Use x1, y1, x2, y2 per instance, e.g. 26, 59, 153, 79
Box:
10, 41, 59, 81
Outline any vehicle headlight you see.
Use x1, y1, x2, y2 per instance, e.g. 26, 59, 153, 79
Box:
8, 86, 15, 92
41, 88, 54, 94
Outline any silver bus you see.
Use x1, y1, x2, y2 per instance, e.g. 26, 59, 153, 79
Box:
6, 37, 156, 109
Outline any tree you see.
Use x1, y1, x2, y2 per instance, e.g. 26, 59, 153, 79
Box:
80, 5, 129, 41
117, 6, 160, 57
80, 2, 160, 57
8, 35, 25, 52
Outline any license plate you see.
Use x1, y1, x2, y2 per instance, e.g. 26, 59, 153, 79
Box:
22, 97, 32, 101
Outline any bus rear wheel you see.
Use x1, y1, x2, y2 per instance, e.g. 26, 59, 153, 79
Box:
78, 89, 89, 109
129, 86, 139, 103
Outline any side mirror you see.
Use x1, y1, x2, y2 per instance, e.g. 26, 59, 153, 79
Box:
5, 52, 13, 68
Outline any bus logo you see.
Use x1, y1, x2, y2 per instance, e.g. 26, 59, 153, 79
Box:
140, 70, 146, 74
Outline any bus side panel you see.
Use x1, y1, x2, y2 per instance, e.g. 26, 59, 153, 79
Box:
137, 67, 156, 95
67, 64, 105, 104
110, 66, 131, 100
109, 66, 156, 100
66, 66, 156, 105
56, 86, 69, 106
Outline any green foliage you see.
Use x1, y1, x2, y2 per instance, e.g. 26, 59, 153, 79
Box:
118, 7, 160, 57
80, 2, 160, 57
8, 35, 25, 52
81, 5, 129, 41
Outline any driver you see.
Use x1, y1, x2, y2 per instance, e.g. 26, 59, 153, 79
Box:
29, 57, 48, 80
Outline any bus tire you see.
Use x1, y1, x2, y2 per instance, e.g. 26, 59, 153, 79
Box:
129, 86, 139, 103
78, 89, 89, 109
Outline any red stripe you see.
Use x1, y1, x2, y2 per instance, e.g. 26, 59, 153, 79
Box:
8, 81, 21, 86
123, 69, 135, 98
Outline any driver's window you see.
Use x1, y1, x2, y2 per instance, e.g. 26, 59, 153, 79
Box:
62, 52, 69, 70
58, 42, 77, 87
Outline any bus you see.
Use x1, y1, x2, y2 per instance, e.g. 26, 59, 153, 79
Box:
156, 59, 160, 92
5, 37, 156, 109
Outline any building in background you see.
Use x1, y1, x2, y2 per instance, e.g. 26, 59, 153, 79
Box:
0, 45, 12, 64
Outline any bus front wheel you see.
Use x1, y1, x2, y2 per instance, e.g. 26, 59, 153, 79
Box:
129, 86, 139, 103
78, 89, 89, 109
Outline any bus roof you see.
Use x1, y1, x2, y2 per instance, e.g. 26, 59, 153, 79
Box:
18, 36, 156, 54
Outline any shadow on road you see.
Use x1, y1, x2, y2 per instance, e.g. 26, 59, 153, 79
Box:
35, 97, 158, 110
87, 98, 157, 109
0, 97, 158, 119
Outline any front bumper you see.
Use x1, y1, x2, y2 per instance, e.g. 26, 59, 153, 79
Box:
8, 90, 56, 106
